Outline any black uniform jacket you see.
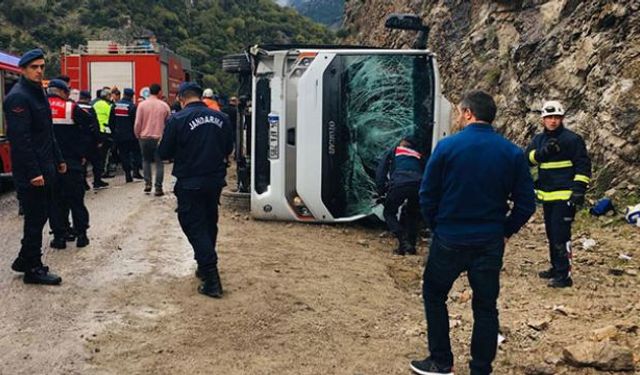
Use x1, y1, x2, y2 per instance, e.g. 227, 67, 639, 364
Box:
4, 76, 63, 190
158, 101, 234, 188
109, 98, 137, 143
525, 125, 591, 202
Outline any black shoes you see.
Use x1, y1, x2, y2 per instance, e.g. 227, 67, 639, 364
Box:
548, 276, 573, 288
144, 184, 152, 193
23, 266, 62, 285
410, 357, 454, 375
76, 233, 90, 248
94, 180, 109, 190
198, 268, 223, 298
11, 256, 28, 273
393, 235, 416, 256
125, 174, 133, 183
132, 171, 144, 180
50, 237, 67, 250
538, 268, 556, 279
154, 188, 164, 197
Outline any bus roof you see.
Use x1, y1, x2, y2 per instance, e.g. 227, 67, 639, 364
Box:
0, 50, 20, 73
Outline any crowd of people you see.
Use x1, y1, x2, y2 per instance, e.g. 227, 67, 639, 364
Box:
4, 48, 593, 375
4, 49, 235, 298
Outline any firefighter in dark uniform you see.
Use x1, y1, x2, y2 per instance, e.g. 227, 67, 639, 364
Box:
375, 136, 424, 255
47, 79, 92, 249
77, 90, 103, 190
4, 49, 66, 285
526, 100, 591, 288
109, 88, 143, 182
158, 82, 233, 298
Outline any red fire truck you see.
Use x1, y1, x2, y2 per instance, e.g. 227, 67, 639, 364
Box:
0, 50, 21, 188
60, 39, 193, 103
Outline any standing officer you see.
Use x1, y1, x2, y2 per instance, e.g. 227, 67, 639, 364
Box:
47, 79, 92, 249
526, 100, 591, 288
109, 88, 143, 182
93, 88, 115, 181
158, 82, 233, 298
77, 90, 106, 190
4, 48, 66, 285
375, 136, 424, 255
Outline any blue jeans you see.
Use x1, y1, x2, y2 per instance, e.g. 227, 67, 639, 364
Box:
423, 235, 504, 375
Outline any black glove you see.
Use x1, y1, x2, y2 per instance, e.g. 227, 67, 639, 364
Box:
535, 138, 561, 162
569, 192, 585, 207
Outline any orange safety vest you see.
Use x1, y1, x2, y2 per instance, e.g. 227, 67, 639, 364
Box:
49, 96, 75, 125
203, 98, 220, 111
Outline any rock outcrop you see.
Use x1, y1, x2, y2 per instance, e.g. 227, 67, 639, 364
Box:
344, 0, 640, 190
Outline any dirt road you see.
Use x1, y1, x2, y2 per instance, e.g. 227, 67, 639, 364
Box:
0, 171, 638, 374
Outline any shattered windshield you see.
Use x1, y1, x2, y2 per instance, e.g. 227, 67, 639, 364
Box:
337, 54, 433, 217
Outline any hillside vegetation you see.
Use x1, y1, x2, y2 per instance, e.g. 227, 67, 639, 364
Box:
0, 0, 334, 93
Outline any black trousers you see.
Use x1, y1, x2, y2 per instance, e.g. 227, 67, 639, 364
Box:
174, 183, 223, 275
97, 138, 112, 176
542, 201, 575, 278
117, 139, 142, 175
53, 170, 89, 236
86, 147, 103, 183
383, 183, 419, 243
18, 181, 62, 267
423, 236, 504, 375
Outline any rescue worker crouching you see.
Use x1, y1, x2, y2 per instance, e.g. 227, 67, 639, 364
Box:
109, 88, 143, 182
4, 48, 66, 285
47, 79, 92, 249
526, 100, 592, 288
158, 82, 234, 298
375, 136, 425, 255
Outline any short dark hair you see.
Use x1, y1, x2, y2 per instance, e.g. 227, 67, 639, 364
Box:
459, 90, 497, 123
149, 83, 161, 95
180, 89, 201, 100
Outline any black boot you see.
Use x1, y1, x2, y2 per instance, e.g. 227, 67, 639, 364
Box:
538, 267, 556, 279
50, 237, 67, 250
548, 276, 573, 288
64, 229, 77, 242
76, 232, 90, 248
11, 256, 28, 273
393, 235, 406, 256
125, 174, 133, 183
94, 180, 109, 189
24, 266, 62, 285
198, 267, 223, 298
133, 170, 144, 179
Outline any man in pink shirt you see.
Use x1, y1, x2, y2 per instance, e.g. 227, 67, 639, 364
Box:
134, 83, 171, 196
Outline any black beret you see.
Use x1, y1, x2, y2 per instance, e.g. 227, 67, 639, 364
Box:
178, 81, 203, 97
48, 79, 69, 93
19, 48, 45, 67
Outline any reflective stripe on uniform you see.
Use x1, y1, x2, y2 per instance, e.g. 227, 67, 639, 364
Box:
539, 160, 573, 169
574, 174, 590, 184
535, 189, 572, 201
528, 150, 537, 165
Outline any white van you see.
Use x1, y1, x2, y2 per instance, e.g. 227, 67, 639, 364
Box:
226, 15, 453, 222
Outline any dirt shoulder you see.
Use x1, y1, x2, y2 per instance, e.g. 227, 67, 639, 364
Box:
0, 172, 638, 374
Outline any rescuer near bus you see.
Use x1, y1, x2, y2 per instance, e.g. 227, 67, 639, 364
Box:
47, 79, 93, 249
525, 100, 591, 288
109, 88, 143, 182
158, 82, 233, 298
375, 136, 424, 255
4, 48, 66, 285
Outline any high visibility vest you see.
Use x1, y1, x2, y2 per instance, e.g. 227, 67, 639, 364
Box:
93, 99, 112, 133
49, 96, 74, 125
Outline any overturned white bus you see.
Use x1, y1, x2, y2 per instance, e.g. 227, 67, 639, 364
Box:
225, 14, 453, 222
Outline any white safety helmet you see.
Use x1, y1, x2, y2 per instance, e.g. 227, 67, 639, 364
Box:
203, 88, 214, 98
541, 100, 565, 117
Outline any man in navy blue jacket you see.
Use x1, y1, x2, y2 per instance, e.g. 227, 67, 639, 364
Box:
410, 91, 535, 375
4, 49, 67, 285
158, 82, 233, 299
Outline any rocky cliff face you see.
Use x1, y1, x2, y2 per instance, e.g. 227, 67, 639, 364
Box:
344, 0, 640, 194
